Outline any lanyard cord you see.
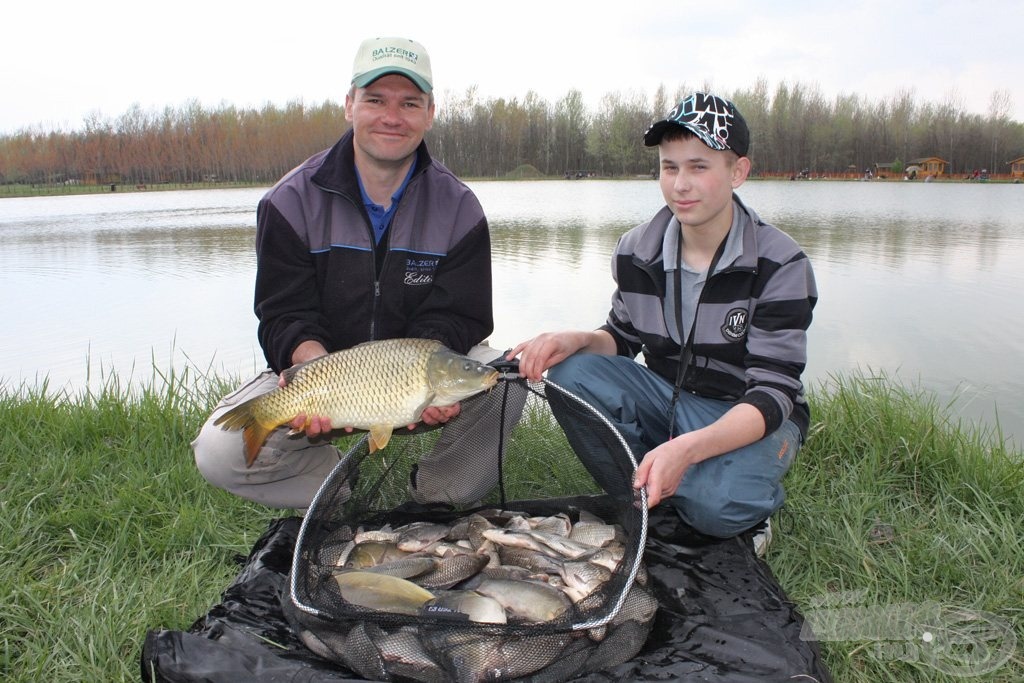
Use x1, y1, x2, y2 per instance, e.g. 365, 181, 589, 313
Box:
667, 232, 728, 438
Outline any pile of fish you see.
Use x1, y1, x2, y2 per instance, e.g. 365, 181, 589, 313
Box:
294, 508, 658, 681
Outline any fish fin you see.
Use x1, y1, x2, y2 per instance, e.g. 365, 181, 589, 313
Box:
368, 425, 393, 453
242, 422, 275, 467
279, 364, 305, 386
212, 397, 258, 430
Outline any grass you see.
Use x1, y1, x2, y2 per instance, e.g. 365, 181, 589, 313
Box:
1, 368, 1021, 682
772, 372, 1023, 681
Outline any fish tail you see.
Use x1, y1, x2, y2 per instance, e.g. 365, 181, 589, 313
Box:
212, 397, 281, 467
242, 422, 275, 466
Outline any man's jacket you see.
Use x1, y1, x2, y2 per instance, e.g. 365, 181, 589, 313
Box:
602, 195, 817, 438
254, 130, 492, 373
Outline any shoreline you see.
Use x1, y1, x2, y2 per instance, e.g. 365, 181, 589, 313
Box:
2, 174, 1021, 199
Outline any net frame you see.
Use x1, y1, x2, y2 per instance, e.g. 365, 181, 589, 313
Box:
287, 373, 652, 676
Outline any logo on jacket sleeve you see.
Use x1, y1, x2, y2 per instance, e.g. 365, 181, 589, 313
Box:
404, 256, 439, 285
721, 307, 748, 342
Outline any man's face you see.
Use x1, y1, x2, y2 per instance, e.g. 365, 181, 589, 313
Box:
345, 73, 434, 168
657, 135, 750, 233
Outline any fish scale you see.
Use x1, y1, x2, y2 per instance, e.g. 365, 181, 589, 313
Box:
214, 338, 498, 465
269, 339, 437, 425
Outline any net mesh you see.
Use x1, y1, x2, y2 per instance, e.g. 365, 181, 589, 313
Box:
287, 375, 654, 681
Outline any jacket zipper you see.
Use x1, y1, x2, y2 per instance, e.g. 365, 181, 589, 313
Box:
370, 280, 380, 340
312, 159, 424, 344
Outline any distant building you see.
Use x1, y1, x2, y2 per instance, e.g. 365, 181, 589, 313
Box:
910, 157, 949, 177
873, 162, 896, 177
1009, 156, 1024, 179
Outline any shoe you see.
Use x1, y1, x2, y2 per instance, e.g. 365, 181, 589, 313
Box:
752, 518, 773, 559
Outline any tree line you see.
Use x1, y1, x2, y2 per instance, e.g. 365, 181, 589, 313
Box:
2, 79, 1022, 187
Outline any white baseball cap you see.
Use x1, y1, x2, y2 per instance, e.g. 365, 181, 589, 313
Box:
351, 36, 432, 93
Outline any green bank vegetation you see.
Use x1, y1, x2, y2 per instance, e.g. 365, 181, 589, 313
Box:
0, 368, 1021, 682
3, 80, 1023, 194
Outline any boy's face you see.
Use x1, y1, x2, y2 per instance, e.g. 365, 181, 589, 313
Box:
658, 135, 750, 233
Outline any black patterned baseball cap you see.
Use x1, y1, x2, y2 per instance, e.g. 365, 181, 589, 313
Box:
643, 92, 750, 156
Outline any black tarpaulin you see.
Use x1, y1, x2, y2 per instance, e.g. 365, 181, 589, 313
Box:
141, 509, 832, 682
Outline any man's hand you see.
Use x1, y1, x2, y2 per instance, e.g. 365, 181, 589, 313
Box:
285, 413, 337, 438
415, 403, 461, 429
289, 340, 329, 366
280, 341, 336, 437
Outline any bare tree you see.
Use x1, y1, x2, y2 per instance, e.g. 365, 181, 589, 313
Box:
936, 89, 966, 173
552, 89, 589, 174
3, 81, 1023, 187
988, 89, 1013, 173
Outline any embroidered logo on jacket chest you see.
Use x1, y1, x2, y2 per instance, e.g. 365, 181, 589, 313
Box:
404, 257, 439, 285
721, 307, 748, 342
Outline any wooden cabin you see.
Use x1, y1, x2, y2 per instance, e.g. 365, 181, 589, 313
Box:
873, 162, 896, 177
1009, 157, 1024, 179
910, 157, 949, 177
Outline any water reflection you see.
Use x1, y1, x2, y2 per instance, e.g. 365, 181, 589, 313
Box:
475, 181, 648, 344
1, 181, 1022, 450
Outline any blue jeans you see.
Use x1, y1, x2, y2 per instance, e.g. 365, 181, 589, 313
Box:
548, 354, 801, 538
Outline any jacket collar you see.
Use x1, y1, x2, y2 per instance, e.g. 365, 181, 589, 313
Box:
633, 193, 763, 271
311, 128, 433, 197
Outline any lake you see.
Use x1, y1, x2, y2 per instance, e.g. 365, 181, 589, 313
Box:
2, 179, 1022, 451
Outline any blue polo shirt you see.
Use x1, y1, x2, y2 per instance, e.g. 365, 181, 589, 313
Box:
355, 161, 417, 244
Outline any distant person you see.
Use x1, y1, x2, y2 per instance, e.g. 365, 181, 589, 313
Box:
193, 36, 520, 510
510, 92, 818, 554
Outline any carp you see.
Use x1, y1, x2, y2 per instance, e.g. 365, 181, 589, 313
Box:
214, 338, 499, 465
333, 571, 436, 615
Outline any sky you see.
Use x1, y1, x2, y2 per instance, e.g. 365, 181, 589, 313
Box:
4, 0, 1024, 134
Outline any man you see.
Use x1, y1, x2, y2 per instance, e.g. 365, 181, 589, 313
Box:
510, 93, 817, 551
193, 37, 514, 510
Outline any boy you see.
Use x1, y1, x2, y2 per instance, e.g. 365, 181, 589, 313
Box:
510, 92, 817, 548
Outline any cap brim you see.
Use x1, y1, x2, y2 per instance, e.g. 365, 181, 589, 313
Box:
643, 121, 673, 147
352, 67, 432, 93
643, 120, 730, 151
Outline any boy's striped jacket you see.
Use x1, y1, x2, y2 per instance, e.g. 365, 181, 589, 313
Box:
601, 194, 818, 438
